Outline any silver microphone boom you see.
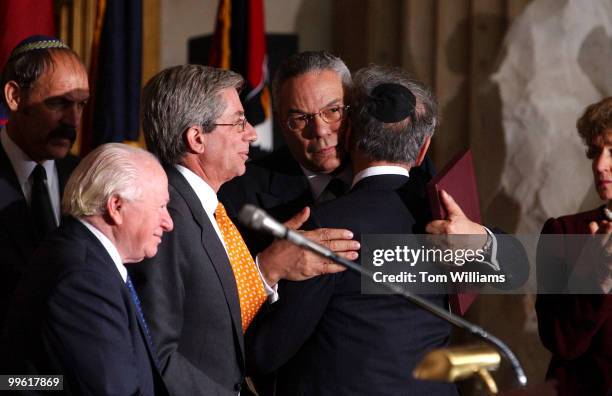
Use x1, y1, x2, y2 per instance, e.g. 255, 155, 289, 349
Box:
238, 204, 334, 258
237, 204, 527, 387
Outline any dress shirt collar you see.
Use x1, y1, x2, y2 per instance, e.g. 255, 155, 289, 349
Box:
175, 164, 219, 219
1, 126, 56, 195
300, 164, 353, 200
78, 218, 127, 282
351, 165, 409, 188
1, 126, 60, 223
175, 164, 278, 301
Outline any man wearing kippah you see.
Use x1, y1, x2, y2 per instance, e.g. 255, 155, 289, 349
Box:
220, 51, 485, 394
219, 51, 435, 257
245, 65, 527, 395
0, 35, 89, 325
220, 51, 435, 223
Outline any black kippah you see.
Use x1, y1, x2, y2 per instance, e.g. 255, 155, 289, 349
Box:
366, 83, 416, 123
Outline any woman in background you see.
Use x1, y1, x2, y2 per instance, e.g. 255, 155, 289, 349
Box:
536, 97, 612, 396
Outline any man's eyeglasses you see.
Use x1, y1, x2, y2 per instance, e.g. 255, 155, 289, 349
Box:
213, 118, 248, 132
287, 105, 349, 132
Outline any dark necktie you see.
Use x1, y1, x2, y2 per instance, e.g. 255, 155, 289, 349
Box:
30, 164, 57, 240
317, 178, 349, 204
126, 275, 160, 369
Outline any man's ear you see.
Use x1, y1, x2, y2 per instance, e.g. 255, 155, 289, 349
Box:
4, 81, 22, 112
183, 125, 206, 154
106, 194, 124, 225
415, 135, 432, 166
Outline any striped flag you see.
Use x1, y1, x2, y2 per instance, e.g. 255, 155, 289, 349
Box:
80, 0, 142, 155
0, 0, 56, 125
209, 0, 273, 151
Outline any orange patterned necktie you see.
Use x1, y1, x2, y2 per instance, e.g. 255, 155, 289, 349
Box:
215, 202, 267, 332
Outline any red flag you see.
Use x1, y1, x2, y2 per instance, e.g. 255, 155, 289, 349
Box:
0, 0, 56, 125
209, 0, 273, 151
0, 0, 56, 71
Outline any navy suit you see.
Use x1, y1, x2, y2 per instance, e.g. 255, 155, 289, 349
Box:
219, 145, 436, 254
246, 174, 457, 395
1, 217, 167, 395
0, 143, 79, 326
130, 165, 247, 395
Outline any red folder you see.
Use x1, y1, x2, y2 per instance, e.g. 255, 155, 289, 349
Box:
427, 149, 481, 224
426, 149, 480, 316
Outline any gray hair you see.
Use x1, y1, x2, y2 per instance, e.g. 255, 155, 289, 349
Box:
141, 65, 244, 165
271, 51, 351, 113
348, 65, 437, 164
62, 143, 159, 218
1, 48, 83, 108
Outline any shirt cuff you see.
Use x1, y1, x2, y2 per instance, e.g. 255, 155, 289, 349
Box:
482, 226, 500, 271
255, 254, 279, 303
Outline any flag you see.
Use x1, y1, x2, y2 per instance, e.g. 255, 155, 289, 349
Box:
0, 0, 56, 125
80, 0, 142, 155
209, 0, 273, 151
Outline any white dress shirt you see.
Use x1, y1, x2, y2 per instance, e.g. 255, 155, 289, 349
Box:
0, 127, 61, 224
175, 164, 278, 302
352, 165, 410, 187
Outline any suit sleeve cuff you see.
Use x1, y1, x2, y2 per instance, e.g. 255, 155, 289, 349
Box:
482, 226, 500, 271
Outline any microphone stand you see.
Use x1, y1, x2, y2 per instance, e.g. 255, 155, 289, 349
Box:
238, 204, 527, 387
239, 205, 528, 388
306, 246, 527, 387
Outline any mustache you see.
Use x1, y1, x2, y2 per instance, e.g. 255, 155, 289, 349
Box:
48, 126, 77, 142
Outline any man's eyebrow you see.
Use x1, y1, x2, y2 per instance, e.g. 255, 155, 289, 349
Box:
44, 93, 90, 103
287, 98, 343, 115
224, 110, 245, 119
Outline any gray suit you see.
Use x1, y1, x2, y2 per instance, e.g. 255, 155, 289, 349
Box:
130, 165, 247, 395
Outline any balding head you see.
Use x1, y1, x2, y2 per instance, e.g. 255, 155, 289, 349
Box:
2, 39, 89, 162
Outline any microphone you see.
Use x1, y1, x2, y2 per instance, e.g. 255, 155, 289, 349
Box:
238, 204, 335, 259
238, 204, 528, 388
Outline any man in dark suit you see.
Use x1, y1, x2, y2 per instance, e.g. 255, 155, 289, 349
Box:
218, 51, 353, 222
245, 66, 508, 395
132, 65, 357, 395
0, 36, 88, 324
1, 143, 172, 395
219, 51, 435, 255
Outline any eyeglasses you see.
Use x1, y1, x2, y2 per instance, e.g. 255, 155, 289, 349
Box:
213, 118, 248, 132
286, 105, 349, 132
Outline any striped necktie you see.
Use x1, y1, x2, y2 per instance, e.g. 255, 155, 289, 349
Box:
126, 275, 160, 369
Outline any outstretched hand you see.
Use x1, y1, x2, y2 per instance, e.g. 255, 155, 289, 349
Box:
258, 207, 359, 286
425, 190, 487, 251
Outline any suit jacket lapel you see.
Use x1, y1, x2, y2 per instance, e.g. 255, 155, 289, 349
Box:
0, 145, 37, 260
67, 218, 164, 376
264, 153, 312, 221
267, 148, 310, 202
165, 166, 245, 361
